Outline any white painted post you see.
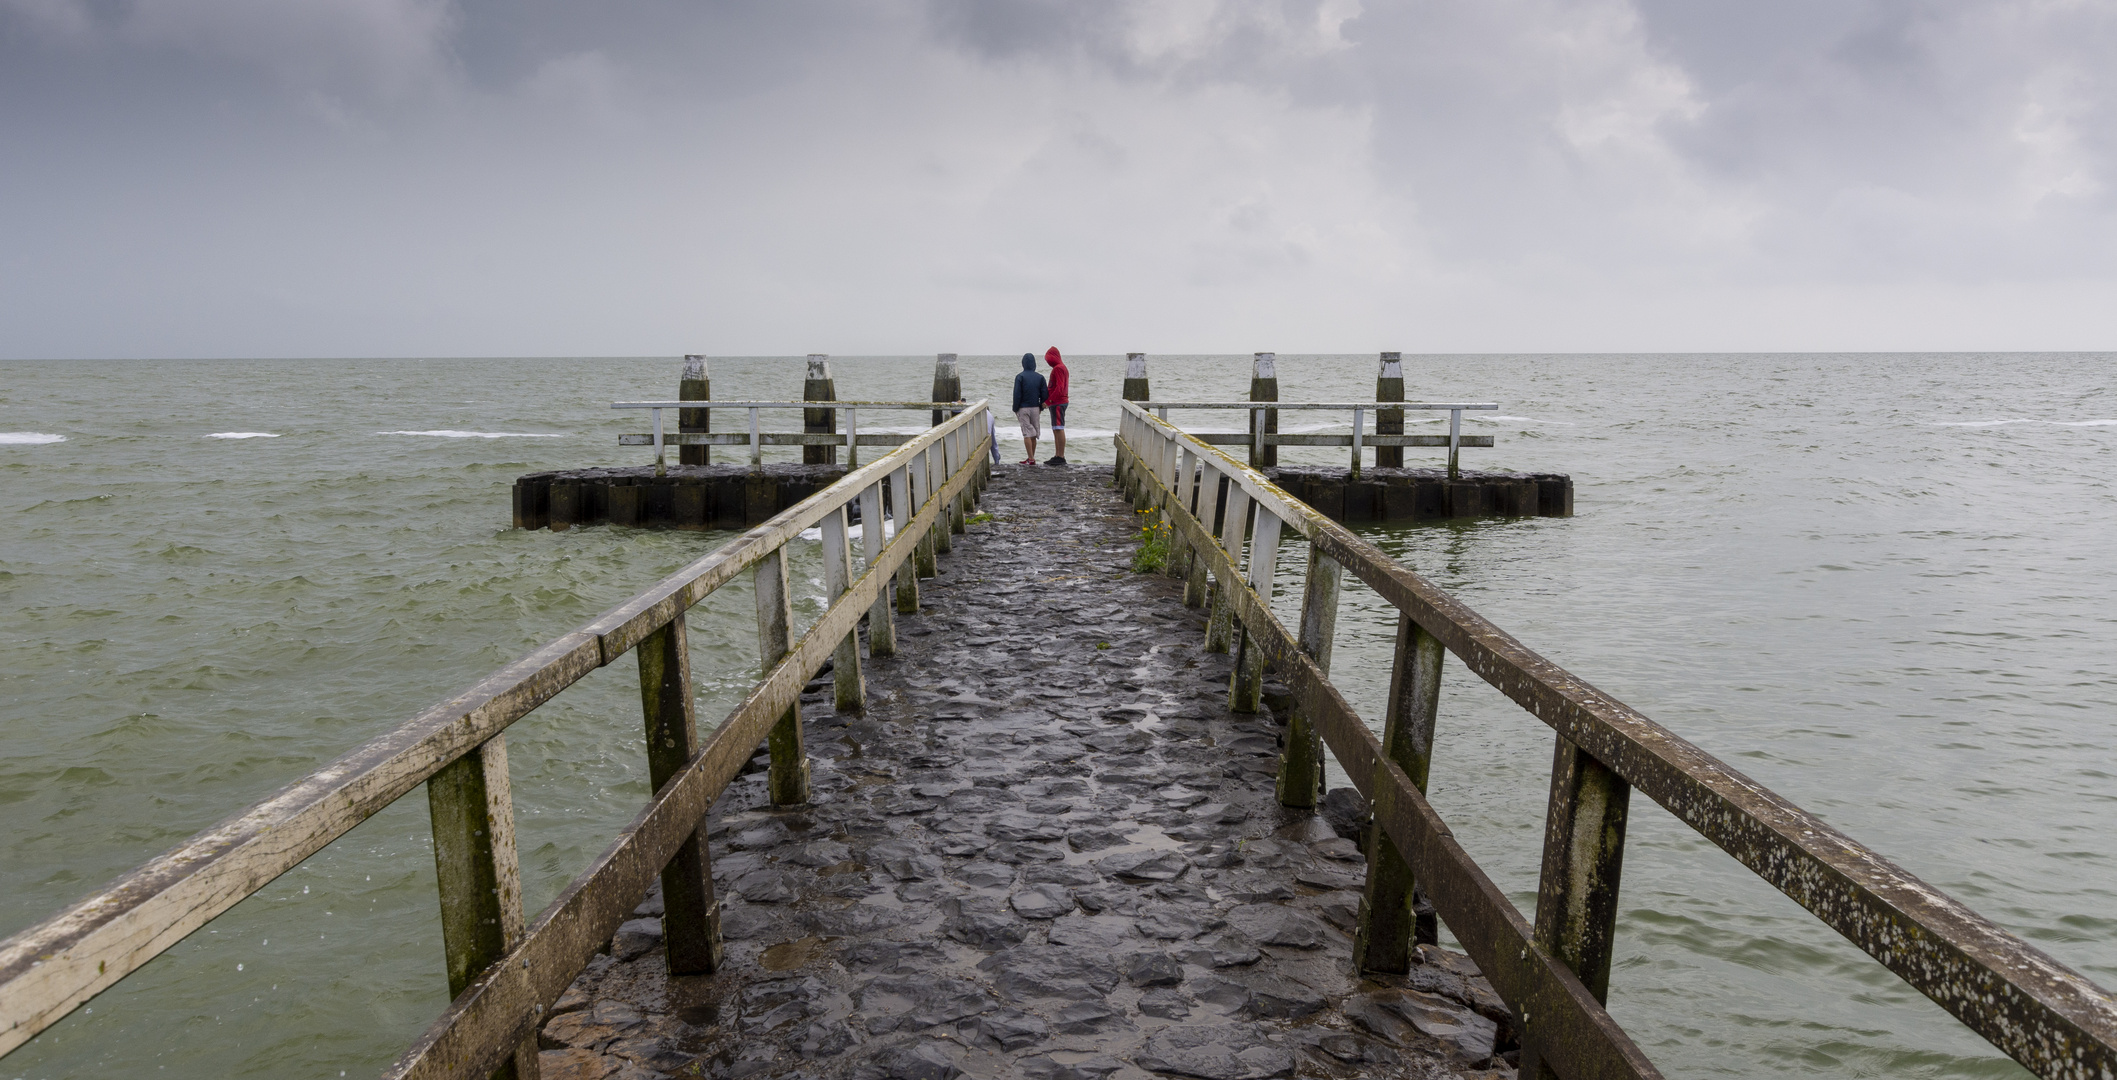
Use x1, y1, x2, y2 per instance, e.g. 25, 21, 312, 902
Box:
1351, 407, 1364, 478
860, 481, 893, 656
820, 506, 865, 710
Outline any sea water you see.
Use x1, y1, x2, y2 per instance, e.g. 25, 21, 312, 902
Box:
1, 354, 2111, 1078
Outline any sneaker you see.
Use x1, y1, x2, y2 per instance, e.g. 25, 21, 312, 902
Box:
1019, 459, 1037, 465
1045, 456, 1067, 466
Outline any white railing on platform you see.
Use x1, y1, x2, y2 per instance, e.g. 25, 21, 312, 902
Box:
1140, 401, 1499, 477
613, 399, 972, 471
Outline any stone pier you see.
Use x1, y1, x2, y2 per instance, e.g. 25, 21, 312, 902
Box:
536, 465, 1518, 1080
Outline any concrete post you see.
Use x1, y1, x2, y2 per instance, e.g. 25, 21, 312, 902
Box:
931, 353, 961, 427
1250, 352, 1278, 469
804, 354, 836, 465
1374, 351, 1404, 469
679, 355, 711, 467
1122, 353, 1150, 402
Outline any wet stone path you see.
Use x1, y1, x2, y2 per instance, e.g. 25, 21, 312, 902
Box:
539, 465, 1518, 1080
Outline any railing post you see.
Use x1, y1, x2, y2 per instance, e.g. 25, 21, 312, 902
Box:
891, 466, 921, 612
1182, 456, 1212, 609
679, 355, 710, 467
845, 407, 858, 468
820, 506, 867, 711
752, 548, 811, 805
1519, 739, 1633, 1078
748, 407, 762, 470
804, 354, 837, 465
1350, 407, 1364, 478
913, 449, 938, 579
1205, 480, 1246, 655
1355, 612, 1444, 974
651, 407, 666, 477
1276, 548, 1340, 807
861, 481, 895, 656
949, 429, 969, 535
1448, 406, 1463, 480
932, 444, 955, 554
1250, 352, 1279, 469
1228, 506, 1281, 713
425, 735, 537, 1080
1374, 351, 1404, 468
634, 617, 725, 976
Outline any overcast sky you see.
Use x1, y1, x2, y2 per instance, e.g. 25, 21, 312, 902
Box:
3, 0, 2113, 357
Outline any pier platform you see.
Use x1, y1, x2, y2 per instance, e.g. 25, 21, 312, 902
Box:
537, 465, 1516, 1080
512, 462, 1570, 532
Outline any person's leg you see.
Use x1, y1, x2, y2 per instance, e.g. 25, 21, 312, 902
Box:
1052, 403, 1067, 459
1017, 407, 1040, 463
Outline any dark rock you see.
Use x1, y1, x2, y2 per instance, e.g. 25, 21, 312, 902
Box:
1188, 977, 1253, 1010
1124, 951, 1184, 987
849, 1041, 962, 1080
609, 918, 662, 961
985, 840, 1067, 863
1309, 891, 1361, 932
1387, 987, 1500, 1061
791, 1019, 858, 1058
1176, 932, 1262, 968
733, 869, 798, 903
975, 1008, 1050, 1052
1054, 1000, 1128, 1035
718, 904, 779, 940
1319, 787, 1370, 841
1009, 883, 1075, 919
1096, 849, 1190, 882
977, 945, 1121, 1002
1133, 1024, 1296, 1080
956, 861, 1016, 889
988, 810, 1069, 842
805, 905, 912, 936
1066, 827, 1129, 851
782, 840, 853, 867
1134, 906, 1213, 940
1021, 863, 1101, 887
838, 940, 947, 972
941, 908, 1027, 949
1225, 904, 1331, 949
1016, 1054, 1125, 1080
1138, 987, 1193, 1019
1242, 974, 1327, 1019
1046, 913, 1136, 949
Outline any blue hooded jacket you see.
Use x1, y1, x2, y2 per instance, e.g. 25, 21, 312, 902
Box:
1011, 353, 1048, 413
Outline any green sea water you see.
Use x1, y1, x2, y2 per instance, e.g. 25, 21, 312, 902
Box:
1, 354, 2111, 1078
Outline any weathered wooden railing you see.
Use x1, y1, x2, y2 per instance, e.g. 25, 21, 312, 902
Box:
0, 402, 995, 1078
613, 399, 968, 472
1115, 399, 2117, 1080
1143, 400, 1499, 478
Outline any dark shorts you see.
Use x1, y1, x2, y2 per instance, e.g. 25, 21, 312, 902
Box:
1049, 402, 1067, 429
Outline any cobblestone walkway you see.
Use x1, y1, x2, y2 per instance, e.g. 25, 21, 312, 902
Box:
538, 464, 1518, 1080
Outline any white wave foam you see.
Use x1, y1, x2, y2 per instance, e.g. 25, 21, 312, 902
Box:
205, 432, 281, 440
0, 432, 65, 445
1477, 414, 1576, 426
2054, 419, 2117, 427
377, 430, 569, 439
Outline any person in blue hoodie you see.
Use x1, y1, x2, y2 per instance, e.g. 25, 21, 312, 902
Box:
1011, 353, 1048, 464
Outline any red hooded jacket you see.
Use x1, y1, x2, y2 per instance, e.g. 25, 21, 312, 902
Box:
1043, 347, 1069, 405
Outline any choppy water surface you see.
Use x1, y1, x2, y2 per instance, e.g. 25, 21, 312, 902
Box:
1, 354, 2111, 1079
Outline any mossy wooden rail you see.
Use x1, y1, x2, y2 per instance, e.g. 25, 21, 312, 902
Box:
0, 403, 995, 1078
1114, 399, 2117, 1080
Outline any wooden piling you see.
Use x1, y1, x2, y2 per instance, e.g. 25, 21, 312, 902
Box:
1355, 613, 1444, 974
804, 354, 837, 465
1375, 352, 1404, 469
1122, 352, 1150, 402
1519, 738, 1632, 1079
1249, 352, 1279, 469
1276, 548, 1340, 807
679, 355, 711, 467
634, 618, 724, 975
425, 736, 536, 1080
751, 548, 811, 805
931, 353, 961, 428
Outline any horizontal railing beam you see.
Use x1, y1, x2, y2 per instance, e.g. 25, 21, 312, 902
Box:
614, 400, 958, 410
1185, 434, 1496, 449
1142, 401, 1500, 411
617, 433, 918, 448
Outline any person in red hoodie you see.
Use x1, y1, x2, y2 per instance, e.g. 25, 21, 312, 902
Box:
1042, 346, 1070, 466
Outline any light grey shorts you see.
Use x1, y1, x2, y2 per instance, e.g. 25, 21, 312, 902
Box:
1016, 407, 1041, 439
